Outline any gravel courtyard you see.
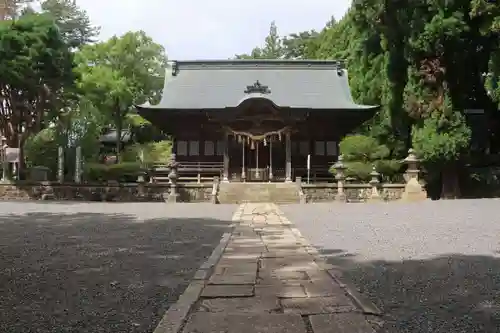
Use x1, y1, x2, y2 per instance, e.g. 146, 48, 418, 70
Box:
281, 199, 500, 333
0, 202, 236, 333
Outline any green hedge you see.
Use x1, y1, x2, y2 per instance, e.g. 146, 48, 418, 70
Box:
83, 162, 146, 182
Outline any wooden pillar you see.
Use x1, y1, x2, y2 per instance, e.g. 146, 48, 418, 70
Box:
172, 138, 177, 155
269, 139, 273, 182
255, 141, 260, 179
285, 132, 292, 182
222, 133, 229, 182
241, 140, 246, 182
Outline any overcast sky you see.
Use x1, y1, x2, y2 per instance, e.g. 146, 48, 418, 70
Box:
77, 0, 351, 60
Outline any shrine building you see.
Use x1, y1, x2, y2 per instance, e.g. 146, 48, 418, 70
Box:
136, 59, 378, 182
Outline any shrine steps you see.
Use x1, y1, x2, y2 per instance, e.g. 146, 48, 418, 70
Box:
217, 182, 300, 204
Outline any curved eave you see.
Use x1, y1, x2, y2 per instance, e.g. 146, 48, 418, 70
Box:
136, 102, 380, 112
237, 94, 279, 108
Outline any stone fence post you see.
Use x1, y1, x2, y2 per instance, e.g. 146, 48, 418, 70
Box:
1, 136, 8, 182
74, 146, 82, 183
57, 146, 64, 183
333, 155, 347, 202
401, 149, 427, 201
137, 171, 146, 198
211, 176, 220, 204
295, 176, 306, 204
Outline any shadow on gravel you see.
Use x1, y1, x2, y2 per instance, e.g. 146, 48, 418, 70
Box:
0, 212, 231, 333
318, 248, 500, 333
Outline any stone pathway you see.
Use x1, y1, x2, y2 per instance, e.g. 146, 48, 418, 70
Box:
160, 203, 379, 333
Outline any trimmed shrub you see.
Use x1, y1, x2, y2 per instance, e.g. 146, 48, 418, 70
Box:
83, 162, 145, 182
331, 134, 401, 181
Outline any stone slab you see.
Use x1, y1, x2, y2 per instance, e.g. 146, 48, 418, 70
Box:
197, 297, 280, 313
277, 284, 308, 298
152, 230, 232, 333
260, 258, 319, 271
220, 253, 261, 260
209, 273, 256, 285
224, 246, 266, 254
254, 284, 307, 298
281, 297, 357, 315
303, 280, 346, 298
271, 270, 309, 281
201, 285, 254, 298
230, 238, 264, 244
306, 269, 335, 282
256, 274, 282, 286
183, 312, 309, 332
153, 282, 204, 333
192, 269, 210, 280
214, 264, 258, 275
262, 251, 313, 259
309, 313, 376, 333
198, 232, 231, 270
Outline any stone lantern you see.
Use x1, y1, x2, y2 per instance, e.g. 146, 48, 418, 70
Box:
333, 155, 347, 202
401, 148, 427, 202
403, 148, 419, 183
166, 153, 180, 203
368, 166, 382, 202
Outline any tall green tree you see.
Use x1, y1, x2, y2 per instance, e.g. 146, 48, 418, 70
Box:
236, 22, 320, 60
235, 21, 285, 59
345, 0, 499, 197
75, 31, 167, 162
40, 0, 99, 48
261, 21, 283, 58
313, 9, 404, 155
282, 30, 319, 59
0, 13, 75, 162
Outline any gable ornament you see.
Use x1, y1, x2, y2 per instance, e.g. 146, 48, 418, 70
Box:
244, 80, 271, 94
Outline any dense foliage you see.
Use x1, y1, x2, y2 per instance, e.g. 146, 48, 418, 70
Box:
334, 135, 401, 181
237, 1, 499, 197
0, 1, 169, 181
0, 12, 76, 158
75, 30, 167, 162
122, 141, 172, 166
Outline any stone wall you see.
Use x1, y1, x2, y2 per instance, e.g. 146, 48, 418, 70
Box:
302, 183, 405, 203
0, 181, 407, 203
0, 182, 213, 203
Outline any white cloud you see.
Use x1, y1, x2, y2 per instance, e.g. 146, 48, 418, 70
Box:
77, 0, 351, 60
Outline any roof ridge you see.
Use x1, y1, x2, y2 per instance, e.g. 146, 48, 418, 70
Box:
172, 59, 345, 73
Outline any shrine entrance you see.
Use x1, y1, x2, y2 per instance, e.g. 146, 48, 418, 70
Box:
229, 135, 286, 182
222, 97, 294, 182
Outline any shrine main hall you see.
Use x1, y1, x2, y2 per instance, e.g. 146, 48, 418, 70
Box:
137, 59, 377, 182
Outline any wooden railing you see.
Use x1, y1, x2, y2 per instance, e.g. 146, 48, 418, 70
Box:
294, 165, 333, 183
152, 161, 223, 183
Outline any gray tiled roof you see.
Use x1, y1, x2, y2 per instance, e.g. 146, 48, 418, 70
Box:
138, 60, 377, 110
99, 130, 132, 143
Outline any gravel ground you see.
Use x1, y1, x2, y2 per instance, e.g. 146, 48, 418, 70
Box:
281, 200, 500, 333
0, 202, 237, 333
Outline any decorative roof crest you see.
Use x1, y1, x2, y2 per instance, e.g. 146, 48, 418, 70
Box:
244, 80, 271, 94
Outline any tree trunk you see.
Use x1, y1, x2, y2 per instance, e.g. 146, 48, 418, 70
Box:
17, 131, 29, 180
441, 163, 460, 199
115, 112, 122, 164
